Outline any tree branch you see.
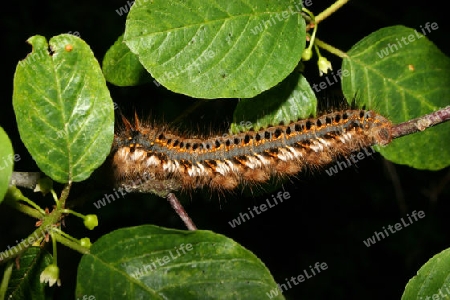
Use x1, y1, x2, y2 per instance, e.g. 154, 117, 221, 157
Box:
391, 106, 450, 139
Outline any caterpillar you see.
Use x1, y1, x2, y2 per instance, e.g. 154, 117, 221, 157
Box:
110, 108, 392, 196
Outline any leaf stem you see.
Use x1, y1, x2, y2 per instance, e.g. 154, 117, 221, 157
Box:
52, 227, 81, 244
60, 209, 84, 219
58, 182, 72, 209
0, 261, 13, 300
302, 8, 318, 47
50, 189, 59, 204
315, 0, 350, 24
3, 187, 45, 218
2, 196, 44, 219
51, 232, 57, 264
52, 231, 90, 255
314, 38, 348, 58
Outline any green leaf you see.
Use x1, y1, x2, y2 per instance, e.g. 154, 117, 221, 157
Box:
124, 0, 306, 98
13, 34, 115, 183
342, 25, 450, 170
6, 247, 54, 300
0, 127, 14, 204
102, 34, 152, 86
76, 225, 284, 300
402, 247, 450, 300
230, 71, 316, 133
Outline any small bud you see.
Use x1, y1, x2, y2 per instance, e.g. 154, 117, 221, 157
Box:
80, 238, 92, 249
40, 264, 61, 287
317, 56, 332, 76
83, 215, 98, 230
301, 48, 313, 61
34, 177, 53, 195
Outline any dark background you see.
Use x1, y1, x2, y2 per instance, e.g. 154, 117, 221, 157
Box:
1, 0, 449, 299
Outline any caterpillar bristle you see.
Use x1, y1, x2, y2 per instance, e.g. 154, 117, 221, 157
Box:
110, 108, 393, 196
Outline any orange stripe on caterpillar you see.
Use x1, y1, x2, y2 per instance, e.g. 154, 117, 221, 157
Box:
111, 109, 392, 193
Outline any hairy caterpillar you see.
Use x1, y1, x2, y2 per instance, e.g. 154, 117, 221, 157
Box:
110, 109, 392, 196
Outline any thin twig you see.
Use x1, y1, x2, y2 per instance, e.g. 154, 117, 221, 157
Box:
314, 0, 351, 24
391, 106, 450, 139
383, 159, 407, 215
169, 100, 204, 127
422, 168, 450, 204
166, 193, 197, 231
314, 38, 348, 58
